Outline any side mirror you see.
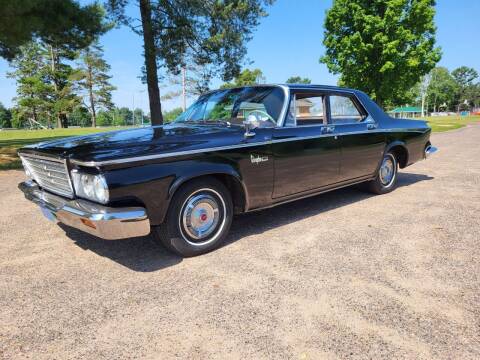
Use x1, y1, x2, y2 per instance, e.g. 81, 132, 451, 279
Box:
243, 114, 260, 138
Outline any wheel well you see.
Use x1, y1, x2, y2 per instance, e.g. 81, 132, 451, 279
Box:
389, 145, 408, 168
174, 174, 247, 214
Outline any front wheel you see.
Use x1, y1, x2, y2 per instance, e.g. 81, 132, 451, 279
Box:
366, 151, 398, 194
152, 177, 233, 257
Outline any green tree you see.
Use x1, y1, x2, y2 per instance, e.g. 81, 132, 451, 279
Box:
0, 0, 105, 60
220, 69, 265, 89
465, 83, 480, 109
114, 107, 133, 126
133, 108, 145, 125
0, 103, 12, 128
452, 66, 478, 89
96, 110, 113, 126
163, 107, 183, 123
10, 108, 27, 129
74, 42, 116, 127
69, 106, 92, 127
105, 0, 274, 125
7, 42, 53, 128
451, 66, 478, 109
321, 0, 441, 108
427, 67, 458, 112
45, 43, 81, 128
286, 76, 311, 84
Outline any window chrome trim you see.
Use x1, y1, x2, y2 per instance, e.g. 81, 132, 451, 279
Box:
279, 87, 369, 128
276, 84, 290, 127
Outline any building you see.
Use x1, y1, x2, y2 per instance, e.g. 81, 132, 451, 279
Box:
388, 106, 422, 118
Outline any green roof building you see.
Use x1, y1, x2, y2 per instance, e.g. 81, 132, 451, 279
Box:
388, 106, 422, 118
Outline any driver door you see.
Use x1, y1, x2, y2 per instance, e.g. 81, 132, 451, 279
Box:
272, 91, 341, 198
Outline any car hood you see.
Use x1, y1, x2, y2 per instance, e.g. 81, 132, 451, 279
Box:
21, 123, 245, 165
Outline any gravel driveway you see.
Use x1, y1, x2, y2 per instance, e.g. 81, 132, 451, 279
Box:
1, 124, 479, 359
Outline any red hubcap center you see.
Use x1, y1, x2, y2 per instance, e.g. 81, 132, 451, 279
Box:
200, 214, 208, 221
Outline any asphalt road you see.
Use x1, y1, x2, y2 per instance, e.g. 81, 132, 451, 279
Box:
1, 125, 479, 359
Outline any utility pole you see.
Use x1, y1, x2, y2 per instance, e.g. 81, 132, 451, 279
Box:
182, 66, 187, 111
132, 93, 135, 126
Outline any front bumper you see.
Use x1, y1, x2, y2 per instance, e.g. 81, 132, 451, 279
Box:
18, 181, 151, 240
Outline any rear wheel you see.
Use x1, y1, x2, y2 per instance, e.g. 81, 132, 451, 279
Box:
153, 177, 233, 257
366, 151, 398, 194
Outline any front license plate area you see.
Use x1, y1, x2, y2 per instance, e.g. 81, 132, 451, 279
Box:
40, 206, 57, 222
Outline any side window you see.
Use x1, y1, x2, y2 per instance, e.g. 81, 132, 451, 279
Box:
329, 95, 366, 124
285, 94, 325, 126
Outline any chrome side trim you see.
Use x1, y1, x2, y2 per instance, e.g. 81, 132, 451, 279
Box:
247, 175, 374, 213
18, 180, 150, 240
70, 141, 269, 167
70, 128, 416, 167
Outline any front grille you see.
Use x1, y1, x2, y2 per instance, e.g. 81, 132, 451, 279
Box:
20, 154, 74, 198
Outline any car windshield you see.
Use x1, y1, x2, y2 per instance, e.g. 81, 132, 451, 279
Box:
173, 86, 285, 125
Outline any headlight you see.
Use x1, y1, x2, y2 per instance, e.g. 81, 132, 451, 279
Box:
71, 170, 109, 204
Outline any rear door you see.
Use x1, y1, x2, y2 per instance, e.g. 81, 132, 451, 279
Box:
272, 90, 341, 198
328, 93, 386, 181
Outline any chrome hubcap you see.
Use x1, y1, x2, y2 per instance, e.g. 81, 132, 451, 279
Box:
379, 155, 395, 186
182, 193, 220, 240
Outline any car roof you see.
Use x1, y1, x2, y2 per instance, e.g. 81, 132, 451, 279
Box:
206, 83, 360, 94
278, 83, 359, 93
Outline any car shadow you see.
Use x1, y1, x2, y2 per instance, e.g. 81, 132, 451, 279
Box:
60, 172, 433, 272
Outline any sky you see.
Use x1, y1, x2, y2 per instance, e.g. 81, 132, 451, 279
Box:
0, 0, 479, 112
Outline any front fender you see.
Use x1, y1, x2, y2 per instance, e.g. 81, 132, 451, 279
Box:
168, 161, 244, 198
105, 157, 248, 226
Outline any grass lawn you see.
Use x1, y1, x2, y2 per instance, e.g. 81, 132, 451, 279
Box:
0, 127, 124, 170
420, 115, 480, 132
1, 115, 479, 171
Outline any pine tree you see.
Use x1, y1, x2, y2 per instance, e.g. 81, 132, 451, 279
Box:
45, 43, 80, 128
74, 42, 116, 127
7, 42, 53, 128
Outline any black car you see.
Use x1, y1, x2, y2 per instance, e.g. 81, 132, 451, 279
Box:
18, 84, 437, 257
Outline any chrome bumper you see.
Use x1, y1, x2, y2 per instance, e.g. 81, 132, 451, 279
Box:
18, 181, 150, 240
424, 145, 438, 159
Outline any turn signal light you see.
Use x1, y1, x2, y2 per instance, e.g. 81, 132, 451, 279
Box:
81, 218, 97, 229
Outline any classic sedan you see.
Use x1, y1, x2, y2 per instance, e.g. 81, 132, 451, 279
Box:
18, 84, 437, 257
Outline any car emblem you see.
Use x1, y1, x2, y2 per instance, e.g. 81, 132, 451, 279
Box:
250, 154, 269, 164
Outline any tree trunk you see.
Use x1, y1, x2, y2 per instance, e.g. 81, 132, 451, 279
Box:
49, 45, 67, 128
182, 66, 186, 111
375, 93, 383, 109
87, 62, 96, 127
60, 113, 68, 128
139, 0, 163, 125
421, 95, 425, 117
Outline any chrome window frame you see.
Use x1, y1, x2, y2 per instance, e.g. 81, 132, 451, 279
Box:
328, 93, 368, 125
278, 87, 373, 128
283, 92, 329, 128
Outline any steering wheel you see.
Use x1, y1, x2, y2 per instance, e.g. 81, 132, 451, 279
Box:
248, 110, 276, 124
